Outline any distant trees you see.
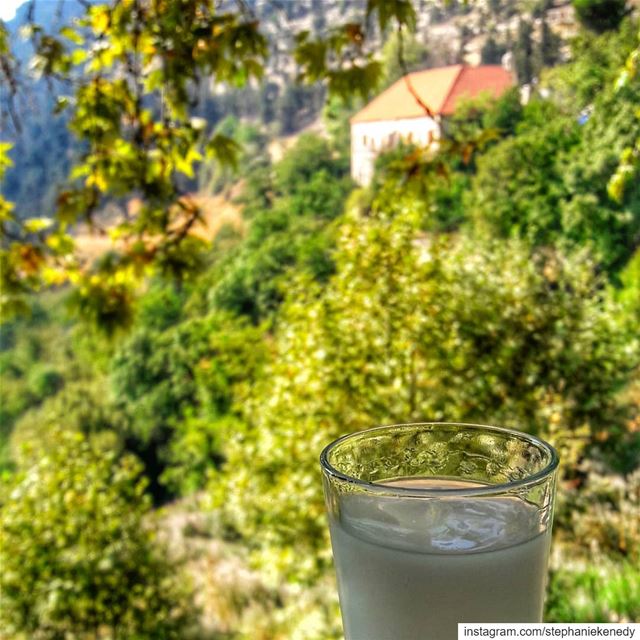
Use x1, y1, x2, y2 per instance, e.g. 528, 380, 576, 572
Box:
110, 308, 266, 497
481, 33, 507, 64
512, 15, 562, 85
277, 83, 325, 135
380, 30, 429, 85
537, 16, 562, 67
514, 19, 535, 84
469, 29, 640, 274
573, 0, 629, 33
467, 105, 579, 245
211, 134, 352, 322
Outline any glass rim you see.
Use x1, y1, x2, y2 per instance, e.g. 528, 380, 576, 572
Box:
320, 422, 559, 498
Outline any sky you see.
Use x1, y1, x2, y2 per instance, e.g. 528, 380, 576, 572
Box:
0, 0, 26, 22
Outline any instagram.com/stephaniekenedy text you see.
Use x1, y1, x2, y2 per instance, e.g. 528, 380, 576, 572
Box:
460, 624, 639, 639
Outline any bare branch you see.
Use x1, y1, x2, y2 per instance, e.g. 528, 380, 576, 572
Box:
396, 24, 435, 119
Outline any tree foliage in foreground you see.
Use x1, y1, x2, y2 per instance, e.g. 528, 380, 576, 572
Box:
0, 0, 416, 323
0, 430, 196, 639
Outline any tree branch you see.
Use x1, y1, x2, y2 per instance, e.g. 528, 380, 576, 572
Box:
396, 24, 435, 119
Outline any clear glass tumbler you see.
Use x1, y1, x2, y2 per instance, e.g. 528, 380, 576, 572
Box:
320, 422, 559, 640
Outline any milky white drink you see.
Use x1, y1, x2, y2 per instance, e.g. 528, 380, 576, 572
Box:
328, 478, 552, 640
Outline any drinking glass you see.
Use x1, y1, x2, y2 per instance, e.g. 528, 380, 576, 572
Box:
320, 422, 559, 640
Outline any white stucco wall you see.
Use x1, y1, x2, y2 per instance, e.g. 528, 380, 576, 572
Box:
351, 116, 441, 186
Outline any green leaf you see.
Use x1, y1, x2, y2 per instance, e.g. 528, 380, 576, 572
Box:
23, 217, 54, 233
205, 133, 240, 170
59, 26, 84, 45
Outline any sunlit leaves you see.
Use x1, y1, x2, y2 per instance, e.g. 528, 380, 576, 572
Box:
205, 133, 241, 170
608, 27, 640, 203
69, 259, 138, 335
0, 145, 42, 317
0, 429, 196, 637
22, 218, 54, 233
292, 0, 424, 99
59, 25, 84, 46
1, 0, 437, 326
608, 142, 640, 203
0, 142, 14, 226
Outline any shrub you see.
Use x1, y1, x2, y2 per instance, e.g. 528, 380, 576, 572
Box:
27, 365, 64, 399
110, 311, 267, 496
10, 378, 126, 468
0, 430, 197, 639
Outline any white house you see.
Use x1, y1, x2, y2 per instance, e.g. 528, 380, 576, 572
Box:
350, 64, 514, 186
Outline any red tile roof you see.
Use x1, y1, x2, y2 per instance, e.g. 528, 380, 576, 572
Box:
351, 65, 514, 124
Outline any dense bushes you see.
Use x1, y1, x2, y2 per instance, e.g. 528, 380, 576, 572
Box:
111, 310, 267, 497
468, 23, 640, 275
209, 203, 638, 636
0, 431, 197, 638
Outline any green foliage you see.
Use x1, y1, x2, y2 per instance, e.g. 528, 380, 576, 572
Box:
547, 561, 640, 622
537, 16, 562, 69
209, 205, 637, 635
466, 24, 640, 276
0, 296, 91, 471
2, 0, 418, 324
514, 19, 535, 84
482, 87, 525, 135
136, 282, 186, 332
274, 133, 352, 218
447, 89, 523, 142
560, 466, 640, 558
323, 95, 358, 157
10, 379, 125, 468
27, 364, 64, 398
543, 21, 638, 110
481, 33, 507, 64
368, 89, 524, 235
573, 0, 629, 33
2, 4, 640, 637
210, 134, 351, 322
0, 430, 196, 638
199, 116, 268, 194
210, 213, 336, 322
110, 310, 266, 496
614, 248, 640, 321
369, 142, 468, 232
608, 27, 640, 203
560, 71, 640, 273
467, 105, 580, 244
